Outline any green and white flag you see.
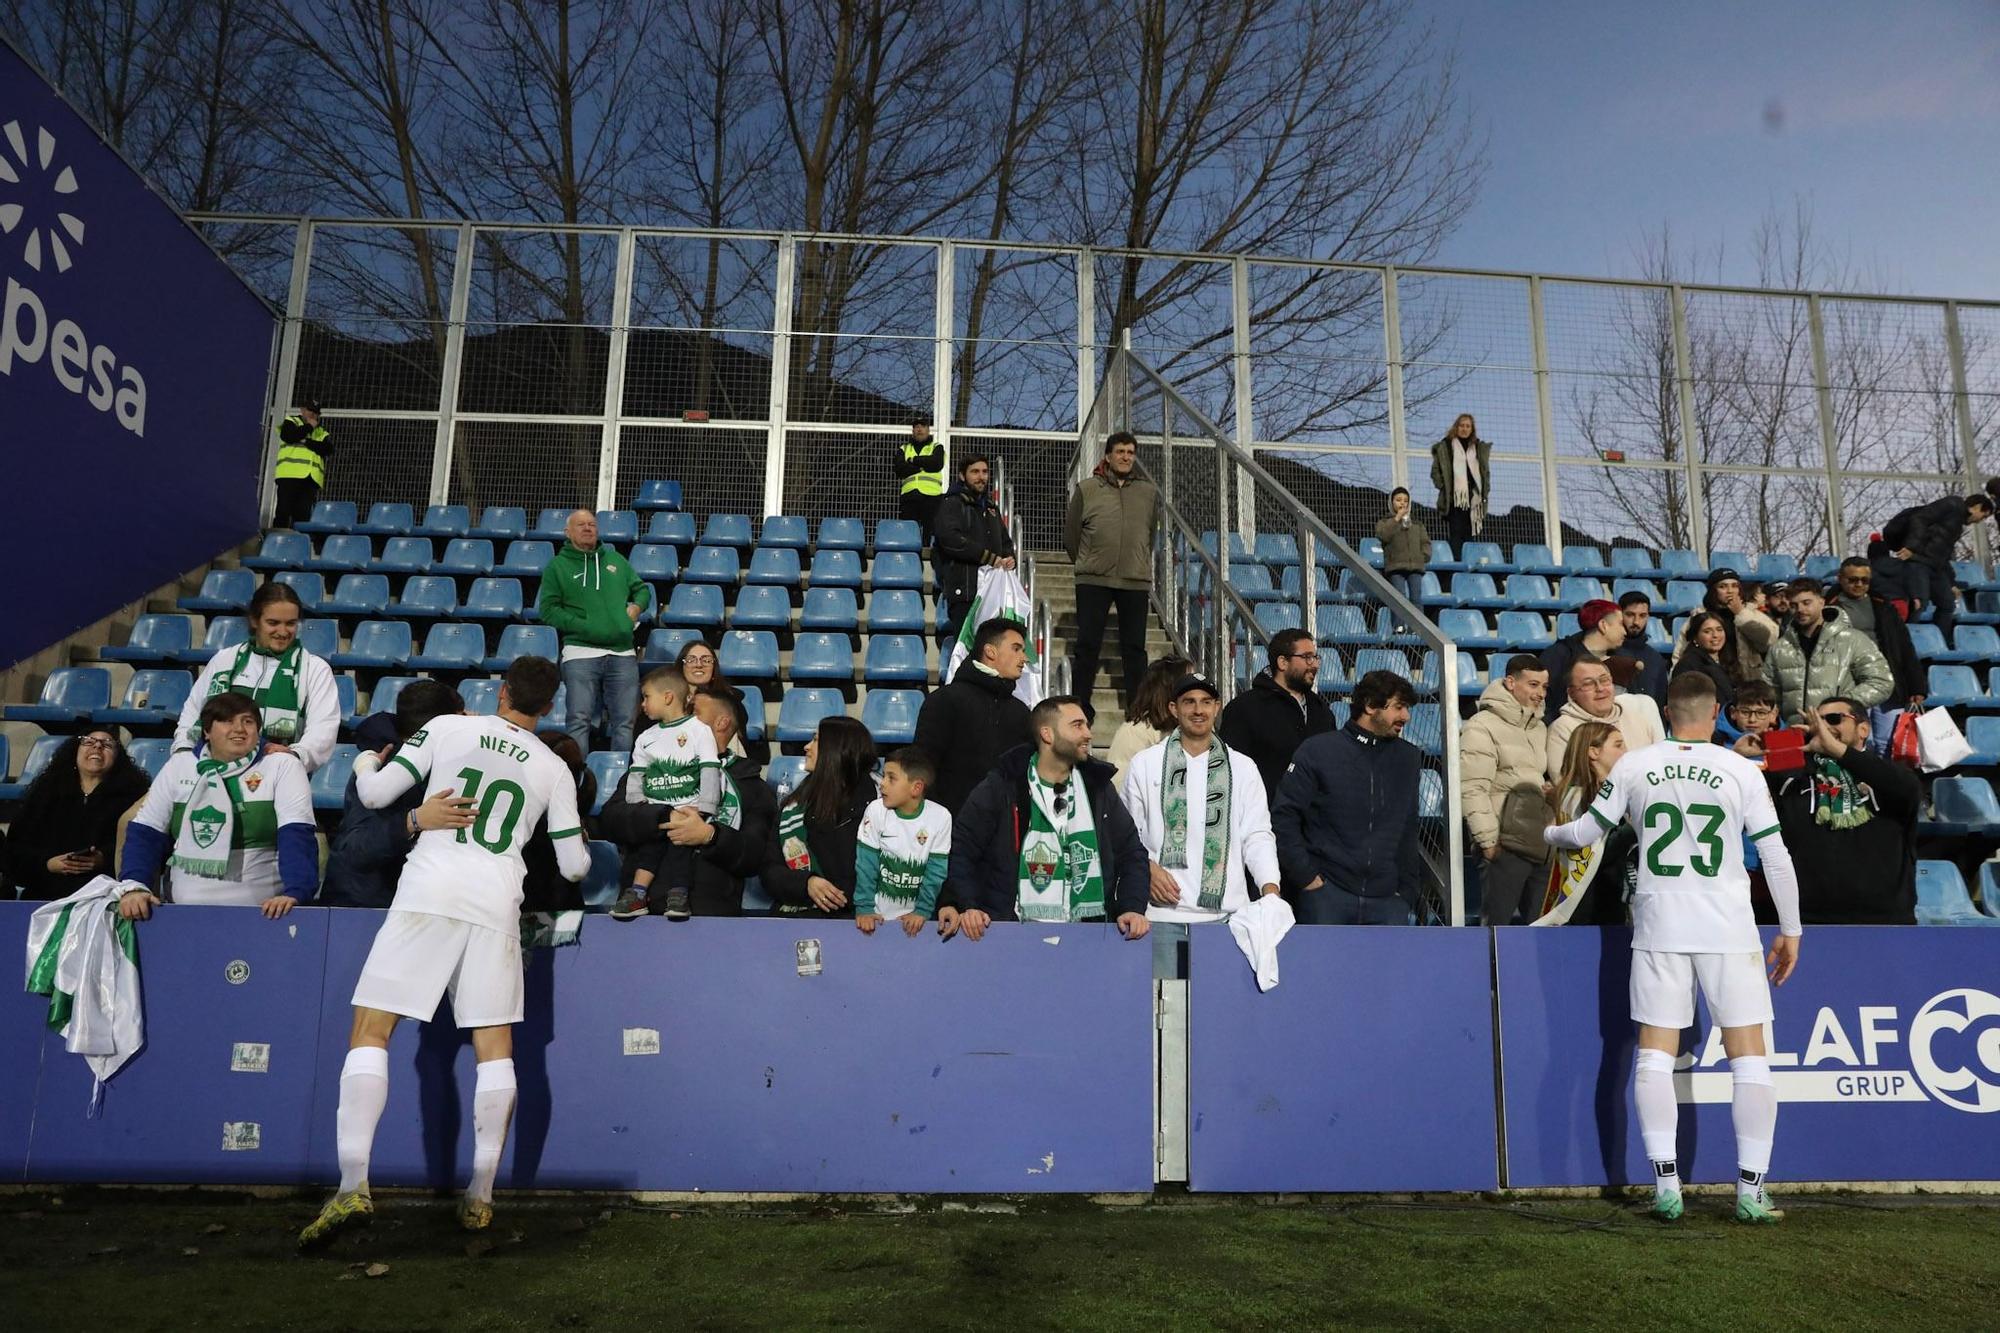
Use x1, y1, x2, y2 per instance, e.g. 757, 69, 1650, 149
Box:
943, 566, 1042, 706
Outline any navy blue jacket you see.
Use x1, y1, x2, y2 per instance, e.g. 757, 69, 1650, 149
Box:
1612, 639, 1671, 708
948, 744, 1149, 921
1271, 722, 1423, 902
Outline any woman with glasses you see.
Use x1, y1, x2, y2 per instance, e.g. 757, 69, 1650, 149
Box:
675, 639, 768, 764
1, 728, 151, 900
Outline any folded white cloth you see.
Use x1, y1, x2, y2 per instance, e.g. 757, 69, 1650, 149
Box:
1228, 893, 1295, 992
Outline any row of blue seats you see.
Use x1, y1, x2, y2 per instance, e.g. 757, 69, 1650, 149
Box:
292, 502, 925, 555
1925, 778, 2000, 842
1914, 861, 2000, 925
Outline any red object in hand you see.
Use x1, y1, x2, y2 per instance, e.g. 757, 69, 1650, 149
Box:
1762, 727, 1806, 773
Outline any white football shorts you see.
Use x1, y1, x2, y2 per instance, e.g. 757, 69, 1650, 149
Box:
1628, 948, 1772, 1030
350, 910, 524, 1029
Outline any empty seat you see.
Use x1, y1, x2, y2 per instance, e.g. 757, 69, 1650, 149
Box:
1915, 860, 2000, 926
181, 617, 250, 663
179, 568, 256, 614
322, 573, 392, 617
1753, 553, 1799, 584
1608, 547, 1659, 578
409, 623, 487, 671
1656, 580, 1704, 617
860, 689, 923, 744
731, 585, 792, 630
532, 507, 573, 540
1708, 549, 1750, 576
1926, 665, 1985, 708
0, 735, 66, 798
1318, 605, 1373, 645
296, 500, 358, 534
1801, 554, 1841, 583
800, 587, 861, 632
311, 745, 360, 811
746, 547, 803, 588
810, 549, 863, 589
1279, 565, 1335, 604
496, 539, 556, 579
791, 633, 856, 682
297, 618, 339, 660
459, 678, 502, 714
364, 675, 420, 719
594, 509, 639, 545
643, 627, 707, 664
243, 532, 311, 572
391, 575, 458, 619
1933, 776, 2000, 833
127, 737, 172, 778
1314, 652, 1350, 694
469, 506, 528, 541
864, 634, 929, 685
308, 534, 375, 574
738, 685, 768, 741
1462, 541, 1511, 573
1357, 537, 1385, 568
7, 667, 113, 724
1427, 540, 1463, 572
759, 515, 811, 550
659, 583, 725, 628
1255, 534, 1300, 567
634, 480, 684, 511
1405, 703, 1443, 756
1908, 623, 1950, 661
1352, 647, 1414, 684
872, 552, 926, 591
1495, 611, 1553, 651
332, 673, 359, 724
103, 614, 194, 664
1510, 544, 1564, 576
1979, 864, 2000, 922
584, 752, 630, 815
1657, 549, 1705, 580
629, 543, 681, 583
1253, 602, 1303, 639
868, 590, 927, 634
273, 570, 326, 612
331, 620, 413, 670
645, 511, 698, 546
1231, 565, 1284, 603
1554, 613, 1582, 639
414, 504, 471, 538
1456, 650, 1486, 697
818, 517, 866, 550
371, 536, 435, 577
461, 577, 525, 621
1962, 715, 2000, 766
1559, 576, 1609, 605
437, 538, 495, 577
702, 514, 755, 549
719, 630, 781, 681
682, 546, 741, 585
484, 623, 558, 671
1559, 546, 1612, 577
355, 503, 415, 537
96, 669, 194, 727
776, 688, 847, 743
1950, 625, 2000, 663
1505, 574, 1564, 611
874, 519, 923, 552
1451, 572, 1509, 609
1438, 609, 1499, 650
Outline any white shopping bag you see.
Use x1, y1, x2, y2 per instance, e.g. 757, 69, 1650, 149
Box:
942, 566, 1043, 707
1916, 706, 1974, 773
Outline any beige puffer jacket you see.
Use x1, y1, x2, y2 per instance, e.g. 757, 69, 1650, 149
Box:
1462, 678, 1550, 857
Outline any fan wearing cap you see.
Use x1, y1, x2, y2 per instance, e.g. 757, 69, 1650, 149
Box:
1119, 675, 1281, 979
1536, 598, 1629, 724
271, 395, 333, 529
1687, 568, 1779, 679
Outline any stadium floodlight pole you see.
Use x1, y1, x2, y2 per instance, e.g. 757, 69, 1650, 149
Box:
427, 224, 476, 508
262, 220, 315, 527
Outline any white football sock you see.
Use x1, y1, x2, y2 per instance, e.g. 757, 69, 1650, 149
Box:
467, 1057, 518, 1205
1634, 1047, 1680, 1190
1731, 1055, 1777, 1194
335, 1045, 390, 1196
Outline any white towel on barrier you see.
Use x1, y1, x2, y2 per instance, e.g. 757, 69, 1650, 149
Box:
1228, 893, 1295, 992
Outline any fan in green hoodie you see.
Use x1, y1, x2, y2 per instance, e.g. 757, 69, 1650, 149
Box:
537, 511, 653, 651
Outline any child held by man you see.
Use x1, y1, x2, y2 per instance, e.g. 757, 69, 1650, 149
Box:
610, 667, 721, 921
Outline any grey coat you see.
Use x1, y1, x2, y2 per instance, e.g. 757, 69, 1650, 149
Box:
1762, 607, 1895, 723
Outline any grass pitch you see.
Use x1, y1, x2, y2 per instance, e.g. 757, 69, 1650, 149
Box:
2, 1189, 1994, 1330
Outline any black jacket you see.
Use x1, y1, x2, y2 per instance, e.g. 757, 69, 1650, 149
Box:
1217, 668, 1337, 801
760, 786, 872, 918
1272, 722, 1423, 901
1838, 593, 1924, 701
0, 754, 150, 900
320, 776, 422, 908
947, 744, 1149, 921
1670, 649, 1737, 712
597, 754, 773, 916
1767, 744, 1919, 924
1883, 496, 1971, 571
912, 660, 1032, 813
931, 480, 1014, 606
1537, 632, 1596, 723
1611, 640, 1670, 707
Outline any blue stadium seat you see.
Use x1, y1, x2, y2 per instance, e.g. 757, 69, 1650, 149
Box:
1955, 560, 2000, 592
871, 552, 926, 590
1416, 573, 1453, 609
702, 514, 755, 549
1908, 623, 1950, 661
1279, 565, 1335, 604
371, 536, 435, 577
1317, 605, 1373, 645
861, 689, 922, 744
96, 669, 193, 728
1253, 603, 1304, 639
1511, 544, 1564, 577
1645, 618, 1672, 652
1314, 653, 1349, 694
1609, 546, 1659, 578
582, 840, 622, 907
1495, 611, 1553, 651
364, 675, 419, 719
864, 634, 929, 685
414, 504, 471, 539
1352, 648, 1413, 685
645, 511, 698, 546
1611, 579, 1662, 606
682, 546, 741, 585
459, 678, 501, 714
776, 688, 847, 744
1405, 703, 1442, 756
629, 543, 680, 584
391, 575, 458, 619
179, 568, 256, 614
868, 590, 927, 634
1412, 649, 1443, 695
1656, 581, 1704, 617
1554, 613, 1582, 639
759, 515, 810, 550
1439, 609, 1499, 650
1559, 576, 1609, 606
1428, 540, 1464, 573
1505, 574, 1564, 612
103, 614, 194, 664
1357, 537, 1385, 568
719, 630, 781, 682
634, 480, 684, 512
273, 570, 326, 613
1753, 553, 1799, 585
296, 500, 358, 535
746, 547, 803, 588
809, 549, 863, 589
791, 633, 856, 683
1927, 665, 1987, 709
484, 623, 558, 671
1978, 864, 2000, 922
1915, 860, 2000, 926
355, 503, 415, 537
297, 618, 339, 661
1708, 549, 1750, 577
818, 516, 866, 551
1657, 549, 1705, 581
307, 534, 374, 574
409, 623, 487, 671
643, 628, 707, 664
0, 735, 65, 799
127, 737, 171, 778
800, 587, 861, 632
1462, 541, 1511, 573
469, 506, 528, 541
1933, 777, 2000, 835
1561, 546, 1613, 578
1230, 565, 1283, 603
1801, 554, 1841, 583
532, 508, 573, 541
460, 577, 524, 621
1451, 572, 1510, 610
311, 744, 360, 811
594, 510, 639, 545
180, 616, 249, 664
332, 620, 413, 670
1950, 625, 2000, 663
659, 583, 725, 628
1455, 650, 1486, 697
1962, 715, 2000, 767
332, 673, 358, 725
874, 519, 923, 552
730, 585, 792, 630
321, 573, 392, 618
765, 754, 808, 797
1255, 534, 1300, 567
584, 753, 629, 816
8, 667, 112, 723
739, 685, 768, 741
243, 531, 311, 572
437, 538, 495, 578
496, 539, 556, 579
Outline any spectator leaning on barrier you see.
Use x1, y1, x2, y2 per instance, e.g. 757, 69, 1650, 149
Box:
945, 695, 1151, 943
1460, 655, 1552, 927
1764, 698, 1918, 925
0, 728, 151, 901
1538, 598, 1628, 724
1106, 655, 1193, 789
1762, 582, 1893, 727
1546, 655, 1665, 783
1065, 430, 1160, 717
761, 715, 877, 920
932, 453, 1016, 649
1219, 628, 1337, 802
539, 509, 651, 755
1428, 412, 1489, 549
320, 681, 473, 909
1881, 481, 2000, 637
1691, 568, 1779, 680
912, 616, 1032, 814
271, 396, 331, 529
894, 415, 947, 542
1832, 557, 1925, 752
1611, 590, 1669, 707
1272, 669, 1422, 925
177, 580, 341, 773
119, 692, 318, 919
1375, 486, 1430, 613
1120, 675, 1281, 980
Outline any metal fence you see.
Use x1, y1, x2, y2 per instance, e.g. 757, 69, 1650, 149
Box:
193, 217, 2000, 568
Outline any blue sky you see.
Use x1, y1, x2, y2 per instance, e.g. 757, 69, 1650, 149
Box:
1422, 0, 2000, 298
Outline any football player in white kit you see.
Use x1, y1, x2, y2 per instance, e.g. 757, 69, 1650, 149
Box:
301, 657, 590, 1246
1544, 671, 1802, 1224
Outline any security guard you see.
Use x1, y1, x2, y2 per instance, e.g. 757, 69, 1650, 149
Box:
272, 397, 332, 529
894, 415, 946, 541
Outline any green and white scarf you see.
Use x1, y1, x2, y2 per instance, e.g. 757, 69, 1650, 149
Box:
171, 750, 260, 879
714, 765, 743, 830
777, 799, 817, 874
1809, 754, 1873, 829
206, 641, 305, 743
1018, 759, 1104, 922
1159, 735, 1232, 912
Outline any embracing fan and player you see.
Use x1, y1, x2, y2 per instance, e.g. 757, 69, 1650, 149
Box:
1543, 671, 1803, 1224
300, 657, 590, 1247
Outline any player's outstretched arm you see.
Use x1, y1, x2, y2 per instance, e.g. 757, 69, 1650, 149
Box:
354, 748, 420, 809
1543, 808, 1607, 851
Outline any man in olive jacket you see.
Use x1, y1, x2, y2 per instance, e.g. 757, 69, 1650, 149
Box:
538, 509, 652, 752
1065, 431, 1160, 718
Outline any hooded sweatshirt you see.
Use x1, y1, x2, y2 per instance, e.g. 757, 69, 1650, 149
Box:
1461, 678, 1550, 857
538, 541, 653, 653
1545, 693, 1664, 783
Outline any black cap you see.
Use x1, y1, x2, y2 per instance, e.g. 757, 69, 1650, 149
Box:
1705, 566, 1741, 587
1172, 674, 1220, 701
302, 396, 322, 413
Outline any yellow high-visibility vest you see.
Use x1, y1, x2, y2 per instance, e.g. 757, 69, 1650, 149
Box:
900, 441, 944, 496
273, 416, 330, 486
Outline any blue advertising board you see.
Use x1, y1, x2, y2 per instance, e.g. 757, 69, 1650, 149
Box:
0, 38, 275, 669
1496, 926, 2000, 1186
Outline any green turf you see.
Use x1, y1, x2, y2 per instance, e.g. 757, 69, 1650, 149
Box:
3, 1191, 1995, 1331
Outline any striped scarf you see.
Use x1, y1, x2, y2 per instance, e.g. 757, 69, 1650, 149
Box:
1160, 735, 1231, 911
